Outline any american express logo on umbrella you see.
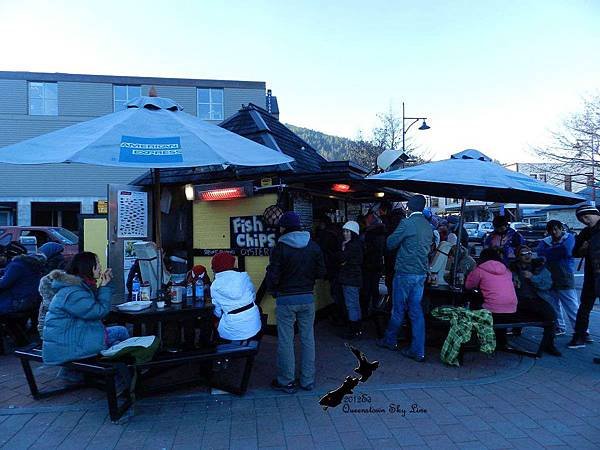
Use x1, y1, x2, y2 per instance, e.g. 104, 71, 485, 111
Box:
119, 135, 183, 163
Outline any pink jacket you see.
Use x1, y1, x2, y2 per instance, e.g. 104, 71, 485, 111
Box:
465, 260, 517, 313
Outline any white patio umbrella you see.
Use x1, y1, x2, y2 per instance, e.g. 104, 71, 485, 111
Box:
0, 95, 294, 295
367, 149, 584, 285
0, 96, 293, 168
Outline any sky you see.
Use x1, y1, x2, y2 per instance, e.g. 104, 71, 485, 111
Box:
1, 0, 599, 163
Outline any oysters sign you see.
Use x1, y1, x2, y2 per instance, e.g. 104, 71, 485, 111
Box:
119, 135, 183, 163
230, 216, 277, 251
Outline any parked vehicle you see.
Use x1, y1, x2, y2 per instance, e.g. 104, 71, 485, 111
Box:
0, 227, 78, 258
465, 221, 493, 242
510, 222, 532, 232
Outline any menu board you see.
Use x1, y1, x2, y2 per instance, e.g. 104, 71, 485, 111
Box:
117, 190, 148, 238
293, 193, 313, 229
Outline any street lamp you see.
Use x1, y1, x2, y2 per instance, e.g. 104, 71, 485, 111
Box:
574, 132, 598, 205
402, 101, 430, 152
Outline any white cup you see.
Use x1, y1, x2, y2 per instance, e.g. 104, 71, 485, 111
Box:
156, 301, 165, 309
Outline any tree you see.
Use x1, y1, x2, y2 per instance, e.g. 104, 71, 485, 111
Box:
535, 94, 600, 192
362, 105, 430, 170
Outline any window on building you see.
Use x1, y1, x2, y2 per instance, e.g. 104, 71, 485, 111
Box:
114, 85, 142, 111
28, 82, 58, 115
197, 88, 224, 120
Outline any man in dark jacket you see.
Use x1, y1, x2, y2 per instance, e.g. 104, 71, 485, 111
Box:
0, 250, 45, 314
377, 195, 432, 362
362, 212, 386, 319
315, 216, 344, 323
570, 204, 600, 349
447, 216, 469, 248
266, 211, 326, 393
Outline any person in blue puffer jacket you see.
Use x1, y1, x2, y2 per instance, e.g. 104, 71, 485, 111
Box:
43, 252, 129, 365
536, 220, 579, 336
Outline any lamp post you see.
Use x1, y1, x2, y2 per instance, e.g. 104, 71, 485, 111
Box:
402, 101, 430, 152
575, 131, 598, 206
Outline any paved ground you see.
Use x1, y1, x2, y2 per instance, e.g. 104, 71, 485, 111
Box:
1, 308, 598, 449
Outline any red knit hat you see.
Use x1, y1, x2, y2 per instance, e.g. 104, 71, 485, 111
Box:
211, 252, 236, 273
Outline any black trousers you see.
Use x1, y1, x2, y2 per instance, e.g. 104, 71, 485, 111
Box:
574, 274, 598, 337
361, 270, 382, 318
492, 297, 557, 347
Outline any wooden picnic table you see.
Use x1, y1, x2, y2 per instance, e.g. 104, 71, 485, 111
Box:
106, 297, 215, 350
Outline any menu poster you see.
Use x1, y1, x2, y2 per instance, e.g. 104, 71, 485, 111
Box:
117, 190, 148, 238
293, 193, 313, 229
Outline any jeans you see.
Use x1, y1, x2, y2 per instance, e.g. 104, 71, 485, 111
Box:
342, 285, 361, 322
543, 289, 579, 332
105, 326, 130, 348
383, 274, 427, 357
276, 300, 315, 386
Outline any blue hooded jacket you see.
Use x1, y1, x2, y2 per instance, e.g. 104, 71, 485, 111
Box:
536, 232, 575, 289
42, 274, 113, 365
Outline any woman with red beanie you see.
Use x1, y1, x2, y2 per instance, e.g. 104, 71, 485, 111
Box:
210, 252, 261, 342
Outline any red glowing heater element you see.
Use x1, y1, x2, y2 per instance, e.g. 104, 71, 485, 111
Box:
331, 183, 352, 193
198, 187, 247, 201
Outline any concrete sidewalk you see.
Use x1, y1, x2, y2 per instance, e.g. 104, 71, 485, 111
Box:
0, 310, 599, 449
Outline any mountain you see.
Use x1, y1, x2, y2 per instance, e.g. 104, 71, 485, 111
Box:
285, 124, 378, 169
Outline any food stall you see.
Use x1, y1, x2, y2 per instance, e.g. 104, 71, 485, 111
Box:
132, 104, 409, 324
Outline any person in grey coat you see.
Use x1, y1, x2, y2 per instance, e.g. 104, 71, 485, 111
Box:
377, 195, 433, 362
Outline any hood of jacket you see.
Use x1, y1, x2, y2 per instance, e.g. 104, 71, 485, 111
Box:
279, 230, 310, 249
479, 260, 510, 276
49, 270, 84, 290
211, 271, 254, 303
11, 254, 46, 272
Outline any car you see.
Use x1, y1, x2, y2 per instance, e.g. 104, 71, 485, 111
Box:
465, 221, 493, 242
510, 222, 532, 232
0, 226, 79, 258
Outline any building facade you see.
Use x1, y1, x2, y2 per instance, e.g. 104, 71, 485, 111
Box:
0, 71, 269, 230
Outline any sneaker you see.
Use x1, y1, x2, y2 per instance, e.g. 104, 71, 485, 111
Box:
400, 348, 425, 363
583, 333, 594, 344
376, 339, 398, 351
271, 379, 297, 394
568, 337, 586, 349
555, 329, 566, 336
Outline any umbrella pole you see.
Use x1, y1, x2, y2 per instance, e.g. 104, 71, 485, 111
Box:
451, 197, 466, 289
152, 168, 164, 297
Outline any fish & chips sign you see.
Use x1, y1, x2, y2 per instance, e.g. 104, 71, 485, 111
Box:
230, 215, 276, 256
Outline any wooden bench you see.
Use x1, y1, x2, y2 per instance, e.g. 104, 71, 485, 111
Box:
15, 324, 264, 422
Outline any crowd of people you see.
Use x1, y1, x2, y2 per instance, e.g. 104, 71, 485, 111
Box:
1, 196, 599, 395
